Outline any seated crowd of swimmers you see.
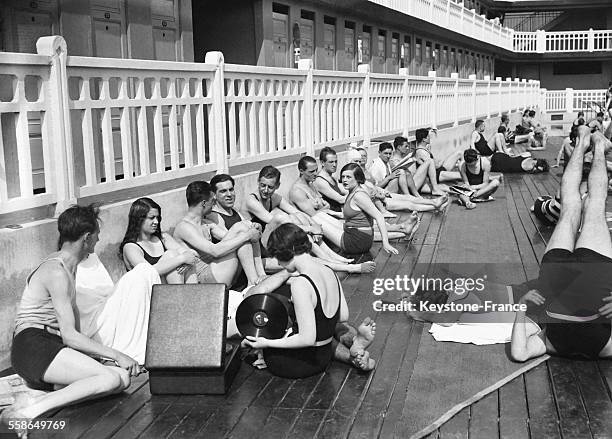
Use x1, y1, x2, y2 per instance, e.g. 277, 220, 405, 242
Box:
2, 109, 575, 430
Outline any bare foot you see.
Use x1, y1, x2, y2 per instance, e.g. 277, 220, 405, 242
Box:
351, 350, 376, 371
382, 210, 397, 218
459, 195, 476, 210
350, 317, 376, 358
0, 404, 29, 438
433, 195, 448, 210
359, 261, 376, 273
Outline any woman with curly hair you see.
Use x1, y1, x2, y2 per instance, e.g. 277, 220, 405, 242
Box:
243, 223, 377, 378
119, 198, 197, 283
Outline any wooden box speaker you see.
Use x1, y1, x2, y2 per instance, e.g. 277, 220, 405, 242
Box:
145, 284, 241, 395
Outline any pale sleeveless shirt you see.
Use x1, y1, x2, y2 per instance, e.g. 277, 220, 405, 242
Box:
14, 257, 77, 336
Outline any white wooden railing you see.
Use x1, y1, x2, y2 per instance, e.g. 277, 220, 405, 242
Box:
368, 0, 612, 54
0, 36, 540, 216
543, 89, 608, 115
368, 0, 513, 50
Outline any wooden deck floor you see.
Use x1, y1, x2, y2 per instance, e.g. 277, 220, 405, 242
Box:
12, 138, 612, 439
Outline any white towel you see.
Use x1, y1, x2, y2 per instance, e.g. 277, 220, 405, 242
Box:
429, 322, 513, 345
76, 254, 160, 363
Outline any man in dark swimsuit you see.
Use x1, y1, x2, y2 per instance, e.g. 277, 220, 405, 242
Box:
471, 120, 495, 157
313, 147, 346, 212
511, 126, 612, 361
458, 149, 499, 209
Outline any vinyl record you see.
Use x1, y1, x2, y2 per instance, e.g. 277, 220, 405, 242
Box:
236, 294, 289, 339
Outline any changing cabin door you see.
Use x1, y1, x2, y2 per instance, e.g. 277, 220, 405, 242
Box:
272, 12, 289, 68
321, 22, 336, 70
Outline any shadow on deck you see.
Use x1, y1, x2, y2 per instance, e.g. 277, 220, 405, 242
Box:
10, 138, 612, 439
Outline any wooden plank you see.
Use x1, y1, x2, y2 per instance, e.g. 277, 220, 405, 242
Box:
547, 357, 592, 439
165, 405, 218, 439
138, 401, 193, 438
45, 374, 148, 439
257, 407, 300, 438
524, 362, 561, 439
286, 409, 327, 437
437, 406, 469, 439
504, 176, 540, 280
82, 378, 152, 439
572, 361, 612, 439
353, 212, 444, 439
468, 390, 499, 439
226, 405, 274, 438
195, 370, 274, 438
498, 375, 529, 439
109, 396, 179, 439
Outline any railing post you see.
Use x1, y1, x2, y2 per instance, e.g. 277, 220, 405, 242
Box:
469, 74, 477, 122
484, 75, 491, 118
298, 59, 315, 157
540, 87, 547, 112
459, 3, 464, 34
506, 77, 512, 113
429, 70, 437, 128
496, 77, 502, 116
358, 63, 371, 148
588, 28, 595, 52
451, 72, 459, 126
429, 0, 435, 23
446, 0, 451, 28
400, 67, 410, 137
565, 88, 574, 113
205, 51, 229, 173
36, 36, 76, 216
536, 29, 546, 53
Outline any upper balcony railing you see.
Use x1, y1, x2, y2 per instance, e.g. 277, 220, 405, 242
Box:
368, 0, 612, 53
0, 36, 540, 217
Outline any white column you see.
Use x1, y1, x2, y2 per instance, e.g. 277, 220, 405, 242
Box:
451, 72, 459, 126
484, 75, 491, 118
204, 51, 229, 173
36, 36, 76, 216
400, 67, 410, 137
429, 70, 437, 128
469, 74, 477, 122
298, 59, 315, 157
588, 28, 595, 52
358, 63, 371, 148
565, 88, 574, 113
506, 77, 512, 113
536, 30, 546, 53
496, 77, 503, 116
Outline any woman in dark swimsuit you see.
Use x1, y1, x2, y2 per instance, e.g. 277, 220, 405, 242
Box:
119, 198, 197, 283
243, 224, 376, 378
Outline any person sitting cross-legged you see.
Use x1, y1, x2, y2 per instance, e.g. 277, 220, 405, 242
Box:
242, 224, 377, 377
510, 126, 612, 362
457, 149, 500, 209
2, 205, 138, 435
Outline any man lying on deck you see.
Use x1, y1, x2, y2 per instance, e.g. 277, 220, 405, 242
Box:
510, 126, 612, 361
2, 205, 138, 434
173, 180, 265, 287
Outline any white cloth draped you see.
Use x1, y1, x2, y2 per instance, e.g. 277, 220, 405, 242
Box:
76, 254, 160, 363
